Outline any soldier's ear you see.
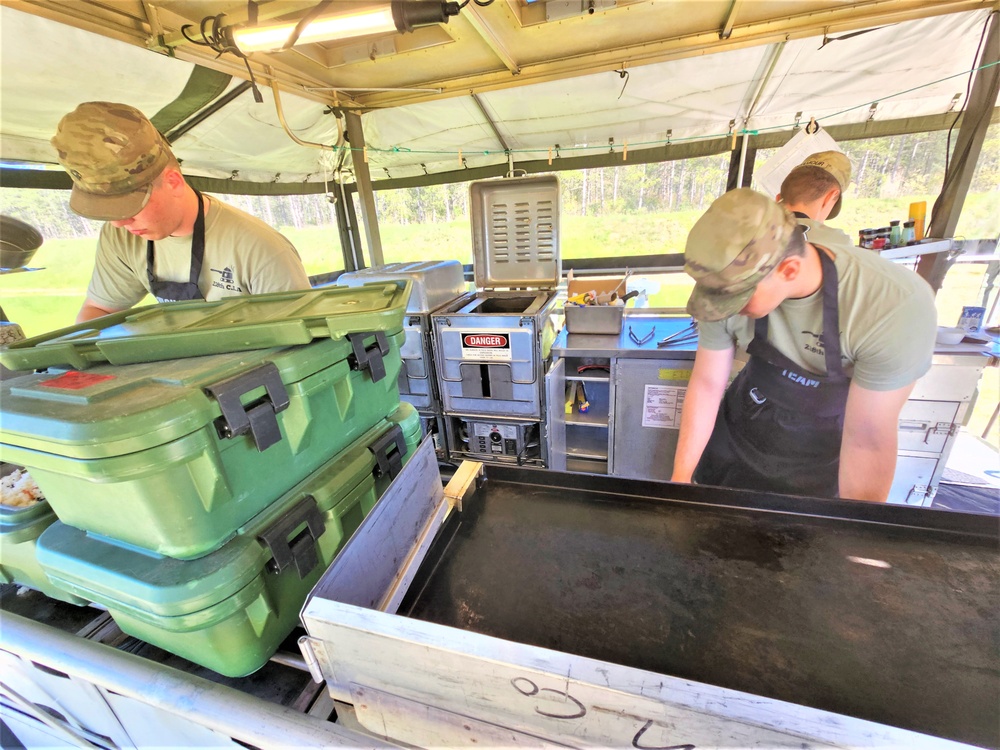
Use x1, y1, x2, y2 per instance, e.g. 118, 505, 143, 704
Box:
775, 255, 801, 282
159, 167, 185, 191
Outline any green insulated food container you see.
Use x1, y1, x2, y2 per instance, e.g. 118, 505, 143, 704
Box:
0, 283, 411, 371
1, 325, 406, 560
35, 406, 420, 677
0, 495, 88, 605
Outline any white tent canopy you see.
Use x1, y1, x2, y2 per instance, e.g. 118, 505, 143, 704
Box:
0, 3, 996, 185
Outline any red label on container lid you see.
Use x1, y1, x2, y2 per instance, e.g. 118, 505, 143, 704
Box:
39, 371, 116, 390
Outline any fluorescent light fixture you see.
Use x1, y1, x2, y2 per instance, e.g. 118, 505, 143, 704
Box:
231, 2, 459, 53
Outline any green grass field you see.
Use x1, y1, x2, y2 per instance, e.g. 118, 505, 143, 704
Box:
2, 202, 997, 443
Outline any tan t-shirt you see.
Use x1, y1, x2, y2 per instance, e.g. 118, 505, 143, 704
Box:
698, 218, 937, 391
87, 196, 311, 308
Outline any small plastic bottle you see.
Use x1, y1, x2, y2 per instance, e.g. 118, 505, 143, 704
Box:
889, 220, 902, 247
902, 220, 916, 245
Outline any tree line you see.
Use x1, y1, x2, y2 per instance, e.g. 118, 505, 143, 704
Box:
2, 129, 997, 239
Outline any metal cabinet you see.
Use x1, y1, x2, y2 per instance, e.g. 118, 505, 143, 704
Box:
610, 357, 693, 480
546, 355, 613, 474
889, 354, 989, 506
546, 316, 697, 477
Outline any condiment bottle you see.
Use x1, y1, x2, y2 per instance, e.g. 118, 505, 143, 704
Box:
908, 202, 926, 241
889, 220, 902, 247
902, 220, 916, 245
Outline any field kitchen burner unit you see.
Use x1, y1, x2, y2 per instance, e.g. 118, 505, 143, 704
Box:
446, 416, 542, 463
433, 174, 563, 467
338, 261, 467, 461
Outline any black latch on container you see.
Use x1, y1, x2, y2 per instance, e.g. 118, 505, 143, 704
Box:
205, 362, 290, 452
259, 495, 326, 578
347, 331, 390, 383
369, 424, 406, 480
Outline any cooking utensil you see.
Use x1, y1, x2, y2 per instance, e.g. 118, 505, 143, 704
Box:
657, 321, 698, 348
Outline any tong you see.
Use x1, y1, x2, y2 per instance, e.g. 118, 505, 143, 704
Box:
628, 325, 655, 345
657, 321, 698, 348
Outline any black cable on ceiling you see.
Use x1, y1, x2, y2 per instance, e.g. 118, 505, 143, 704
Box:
281, 0, 334, 50
180, 13, 264, 102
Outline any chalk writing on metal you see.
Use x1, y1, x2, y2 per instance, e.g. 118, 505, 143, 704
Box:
511, 677, 539, 697
632, 720, 696, 750
510, 677, 587, 719
510, 676, 695, 748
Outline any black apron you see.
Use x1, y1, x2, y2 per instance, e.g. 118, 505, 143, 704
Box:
146, 189, 206, 303
693, 250, 850, 497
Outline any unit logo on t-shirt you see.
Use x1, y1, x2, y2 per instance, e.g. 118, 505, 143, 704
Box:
801, 329, 826, 357
211, 266, 244, 293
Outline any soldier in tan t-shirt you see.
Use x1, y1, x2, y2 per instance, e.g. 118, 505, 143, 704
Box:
50, 101, 310, 322
671, 189, 936, 503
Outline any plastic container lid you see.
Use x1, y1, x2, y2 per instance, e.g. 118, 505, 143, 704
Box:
0, 282, 411, 371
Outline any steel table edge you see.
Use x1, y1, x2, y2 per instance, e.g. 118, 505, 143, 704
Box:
477, 464, 1000, 544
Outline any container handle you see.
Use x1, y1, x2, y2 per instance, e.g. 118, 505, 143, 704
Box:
259, 495, 326, 578
369, 424, 407, 480
205, 362, 290, 452
347, 331, 390, 383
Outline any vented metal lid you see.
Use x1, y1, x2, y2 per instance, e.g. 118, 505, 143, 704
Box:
470, 175, 560, 290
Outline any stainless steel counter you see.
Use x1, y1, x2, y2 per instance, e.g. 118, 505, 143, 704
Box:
548, 313, 994, 505
552, 313, 697, 359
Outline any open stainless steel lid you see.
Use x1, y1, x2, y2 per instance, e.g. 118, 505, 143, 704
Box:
470, 174, 560, 290
1, 215, 44, 269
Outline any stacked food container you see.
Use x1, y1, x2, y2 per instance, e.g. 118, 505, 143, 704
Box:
0, 286, 421, 676
432, 175, 563, 466
337, 261, 467, 461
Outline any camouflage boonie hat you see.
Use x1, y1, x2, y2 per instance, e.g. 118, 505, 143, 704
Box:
684, 188, 798, 322
790, 150, 852, 219
51, 102, 173, 221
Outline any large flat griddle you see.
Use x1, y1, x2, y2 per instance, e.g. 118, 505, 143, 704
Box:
399, 467, 1000, 748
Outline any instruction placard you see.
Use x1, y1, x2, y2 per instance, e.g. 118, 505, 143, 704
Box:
460, 332, 512, 361
642, 384, 686, 429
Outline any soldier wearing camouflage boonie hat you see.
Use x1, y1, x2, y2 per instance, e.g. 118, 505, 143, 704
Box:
51, 102, 173, 221
684, 188, 798, 322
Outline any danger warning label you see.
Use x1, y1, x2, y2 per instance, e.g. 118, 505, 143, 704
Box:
461, 331, 512, 361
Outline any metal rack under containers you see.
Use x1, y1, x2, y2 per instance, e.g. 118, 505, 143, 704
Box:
432, 174, 563, 467
338, 261, 467, 460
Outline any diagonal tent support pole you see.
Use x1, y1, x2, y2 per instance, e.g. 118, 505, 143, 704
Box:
919, 10, 1000, 293
727, 42, 785, 192
472, 93, 511, 157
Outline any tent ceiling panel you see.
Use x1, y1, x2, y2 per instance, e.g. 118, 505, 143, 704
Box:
358, 9, 997, 178
0, 1, 996, 188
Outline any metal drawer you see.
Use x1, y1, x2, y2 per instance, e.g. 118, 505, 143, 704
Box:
897, 400, 960, 454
